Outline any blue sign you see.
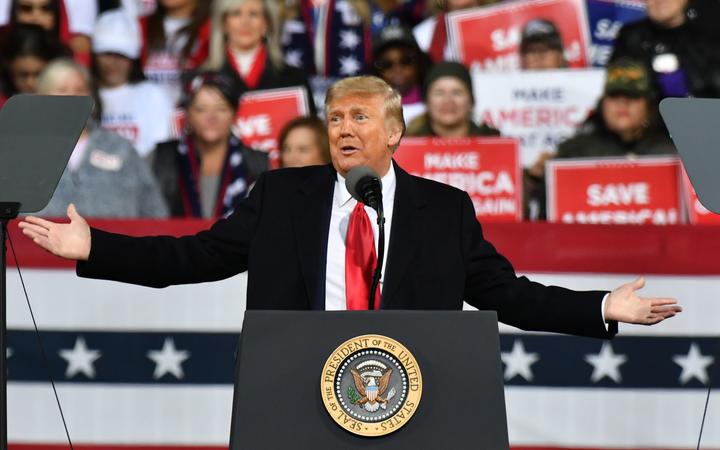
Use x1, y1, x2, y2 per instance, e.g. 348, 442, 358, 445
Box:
586, 0, 646, 66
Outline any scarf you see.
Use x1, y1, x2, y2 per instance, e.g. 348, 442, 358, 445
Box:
225, 44, 267, 89
176, 134, 250, 218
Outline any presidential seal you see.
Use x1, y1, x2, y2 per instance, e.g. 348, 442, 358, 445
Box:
320, 334, 422, 437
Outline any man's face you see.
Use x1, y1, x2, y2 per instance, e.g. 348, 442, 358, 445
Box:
327, 93, 401, 177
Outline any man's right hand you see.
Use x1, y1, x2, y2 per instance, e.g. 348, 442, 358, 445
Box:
18, 203, 91, 261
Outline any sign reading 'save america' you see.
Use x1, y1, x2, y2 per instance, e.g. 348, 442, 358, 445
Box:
546, 157, 683, 225
447, 0, 590, 71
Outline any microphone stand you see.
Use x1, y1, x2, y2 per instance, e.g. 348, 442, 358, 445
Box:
0, 202, 20, 450
368, 199, 384, 310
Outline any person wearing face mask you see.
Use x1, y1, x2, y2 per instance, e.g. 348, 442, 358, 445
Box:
152, 72, 269, 218
33, 58, 169, 218
610, 0, 720, 99
406, 61, 499, 137
202, 0, 313, 114
92, 9, 174, 160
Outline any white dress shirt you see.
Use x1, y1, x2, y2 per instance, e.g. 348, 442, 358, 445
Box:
325, 165, 396, 310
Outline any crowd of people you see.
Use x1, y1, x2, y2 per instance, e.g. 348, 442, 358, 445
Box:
1, 0, 718, 219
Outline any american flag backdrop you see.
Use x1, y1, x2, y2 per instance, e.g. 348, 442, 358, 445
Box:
5, 220, 720, 449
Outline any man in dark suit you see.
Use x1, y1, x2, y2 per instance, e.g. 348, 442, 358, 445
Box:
19, 76, 681, 338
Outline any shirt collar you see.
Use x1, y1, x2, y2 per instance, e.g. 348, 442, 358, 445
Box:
336, 162, 396, 207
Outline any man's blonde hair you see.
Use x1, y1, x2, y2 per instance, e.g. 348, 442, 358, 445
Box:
325, 76, 405, 151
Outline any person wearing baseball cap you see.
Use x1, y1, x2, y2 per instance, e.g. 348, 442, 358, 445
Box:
370, 24, 431, 125
557, 58, 675, 159
92, 8, 174, 159
523, 59, 675, 221
519, 18, 566, 70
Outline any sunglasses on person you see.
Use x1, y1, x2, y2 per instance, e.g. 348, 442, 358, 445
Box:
17, 1, 53, 14
374, 55, 416, 71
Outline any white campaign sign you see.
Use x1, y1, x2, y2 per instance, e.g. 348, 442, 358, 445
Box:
472, 68, 606, 167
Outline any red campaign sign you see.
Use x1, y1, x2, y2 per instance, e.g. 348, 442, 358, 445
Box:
447, 0, 590, 70
393, 137, 522, 222
681, 167, 720, 225
546, 157, 684, 225
234, 86, 311, 168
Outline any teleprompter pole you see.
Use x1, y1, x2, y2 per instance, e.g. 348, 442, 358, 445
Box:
0, 202, 20, 450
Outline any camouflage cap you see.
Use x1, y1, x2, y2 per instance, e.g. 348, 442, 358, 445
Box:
604, 58, 652, 97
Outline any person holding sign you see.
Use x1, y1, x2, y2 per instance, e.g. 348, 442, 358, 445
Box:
20, 75, 681, 340
524, 59, 677, 220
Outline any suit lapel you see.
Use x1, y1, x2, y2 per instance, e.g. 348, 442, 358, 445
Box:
292, 164, 336, 309
382, 162, 426, 308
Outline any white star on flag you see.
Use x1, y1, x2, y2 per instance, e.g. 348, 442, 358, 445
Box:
673, 342, 714, 385
585, 342, 627, 383
339, 30, 361, 50
501, 339, 540, 381
6, 347, 12, 359
147, 338, 190, 380
284, 49, 303, 68
59, 336, 102, 379
339, 55, 361, 75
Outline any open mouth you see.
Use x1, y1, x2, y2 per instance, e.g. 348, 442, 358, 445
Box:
341, 145, 359, 153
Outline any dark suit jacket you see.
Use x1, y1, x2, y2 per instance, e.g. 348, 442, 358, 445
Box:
78, 162, 616, 339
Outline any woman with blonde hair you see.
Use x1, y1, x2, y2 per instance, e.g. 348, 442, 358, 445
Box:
203, 0, 312, 108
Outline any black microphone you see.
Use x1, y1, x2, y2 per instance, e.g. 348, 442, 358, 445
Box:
345, 166, 385, 310
345, 166, 382, 211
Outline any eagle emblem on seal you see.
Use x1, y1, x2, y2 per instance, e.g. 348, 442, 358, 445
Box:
350, 360, 397, 412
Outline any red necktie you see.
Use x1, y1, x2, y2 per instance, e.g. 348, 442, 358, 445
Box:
345, 202, 381, 310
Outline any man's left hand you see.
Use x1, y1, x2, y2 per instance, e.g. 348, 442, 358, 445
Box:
605, 277, 682, 325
